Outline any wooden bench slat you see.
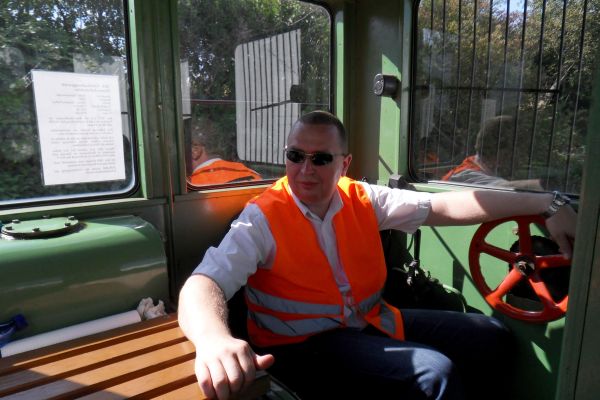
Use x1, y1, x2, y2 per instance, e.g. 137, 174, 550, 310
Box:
0, 315, 179, 374
0, 314, 270, 400
149, 381, 202, 400
3, 341, 196, 399
147, 371, 272, 400
77, 359, 197, 399
0, 326, 186, 396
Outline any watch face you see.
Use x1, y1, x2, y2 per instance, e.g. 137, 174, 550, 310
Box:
559, 194, 571, 206
555, 192, 570, 206
543, 192, 570, 218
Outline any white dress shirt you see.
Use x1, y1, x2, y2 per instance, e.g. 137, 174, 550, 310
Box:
193, 181, 433, 327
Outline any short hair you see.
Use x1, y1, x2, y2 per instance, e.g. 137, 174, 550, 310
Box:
476, 115, 515, 157
476, 115, 515, 176
293, 110, 348, 152
191, 117, 219, 150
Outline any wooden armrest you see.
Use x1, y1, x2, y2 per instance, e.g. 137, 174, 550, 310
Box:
0, 314, 270, 399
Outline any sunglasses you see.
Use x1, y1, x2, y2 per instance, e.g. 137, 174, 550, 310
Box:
284, 147, 346, 166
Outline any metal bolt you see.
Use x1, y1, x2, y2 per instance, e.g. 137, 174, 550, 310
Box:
64, 222, 72, 227
32, 227, 41, 232
68, 216, 76, 221
12, 219, 20, 224
5, 226, 13, 231
516, 260, 535, 276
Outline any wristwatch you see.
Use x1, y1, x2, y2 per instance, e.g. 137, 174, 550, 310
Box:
542, 191, 570, 218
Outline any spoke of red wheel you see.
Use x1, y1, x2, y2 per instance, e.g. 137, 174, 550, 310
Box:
529, 273, 557, 309
536, 254, 570, 269
480, 242, 518, 263
517, 220, 533, 255
488, 268, 524, 302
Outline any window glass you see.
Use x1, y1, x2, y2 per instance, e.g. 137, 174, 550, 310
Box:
0, 1, 134, 206
178, 0, 330, 187
412, 0, 599, 195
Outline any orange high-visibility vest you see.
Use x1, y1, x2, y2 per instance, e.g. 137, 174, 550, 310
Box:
246, 176, 404, 347
442, 155, 482, 181
189, 159, 261, 185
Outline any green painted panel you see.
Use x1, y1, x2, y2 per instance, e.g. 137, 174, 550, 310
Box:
335, 10, 345, 119
556, 65, 600, 400
417, 223, 566, 400
0, 215, 168, 339
377, 55, 401, 185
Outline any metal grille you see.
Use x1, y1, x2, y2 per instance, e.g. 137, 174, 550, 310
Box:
412, 0, 598, 194
234, 29, 301, 165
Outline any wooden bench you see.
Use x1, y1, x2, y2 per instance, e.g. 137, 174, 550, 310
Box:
0, 314, 270, 399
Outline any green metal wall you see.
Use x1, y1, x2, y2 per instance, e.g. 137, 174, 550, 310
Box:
0, 215, 169, 338
556, 64, 600, 400
0, 0, 181, 336
332, 1, 593, 399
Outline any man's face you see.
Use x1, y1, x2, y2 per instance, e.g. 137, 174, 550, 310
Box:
285, 122, 352, 213
191, 139, 204, 163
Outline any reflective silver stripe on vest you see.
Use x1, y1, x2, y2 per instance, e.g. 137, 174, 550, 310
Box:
249, 310, 342, 336
378, 302, 397, 333
358, 290, 383, 315
358, 291, 397, 334
247, 286, 342, 315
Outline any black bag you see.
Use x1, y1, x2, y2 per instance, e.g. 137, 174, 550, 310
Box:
383, 229, 467, 312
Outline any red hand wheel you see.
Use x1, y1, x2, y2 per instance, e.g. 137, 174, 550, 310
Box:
469, 215, 570, 322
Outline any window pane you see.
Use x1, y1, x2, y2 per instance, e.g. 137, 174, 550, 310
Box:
178, 0, 331, 187
0, 1, 135, 206
411, 0, 599, 195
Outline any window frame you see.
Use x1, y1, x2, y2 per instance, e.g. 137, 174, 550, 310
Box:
177, 0, 335, 193
0, 0, 140, 209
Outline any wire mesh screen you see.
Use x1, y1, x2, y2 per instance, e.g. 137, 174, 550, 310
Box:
411, 0, 599, 194
235, 29, 301, 165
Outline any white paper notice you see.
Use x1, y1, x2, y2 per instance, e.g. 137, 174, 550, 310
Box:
32, 70, 125, 185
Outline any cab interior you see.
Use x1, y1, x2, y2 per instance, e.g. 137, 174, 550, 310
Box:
1, 1, 599, 399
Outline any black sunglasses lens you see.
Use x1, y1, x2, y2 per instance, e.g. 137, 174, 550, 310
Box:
286, 150, 305, 163
311, 153, 334, 166
285, 149, 335, 166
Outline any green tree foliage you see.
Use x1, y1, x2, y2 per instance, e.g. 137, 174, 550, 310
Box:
0, 0, 130, 201
178, 0, 330, 166
179, 0, 328, 102
414, 0, 599, 193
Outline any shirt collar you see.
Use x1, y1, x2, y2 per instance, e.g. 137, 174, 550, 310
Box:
286, 181, 343, 222
192, 157, 222, 173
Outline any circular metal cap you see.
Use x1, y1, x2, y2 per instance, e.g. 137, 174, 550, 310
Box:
1, 216, 81, 239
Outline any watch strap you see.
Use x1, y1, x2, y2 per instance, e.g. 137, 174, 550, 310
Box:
542, 191, 570, 218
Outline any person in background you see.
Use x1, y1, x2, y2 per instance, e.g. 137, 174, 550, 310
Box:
189, 119, 261, 185
442, 115, 543, 190
179, 111, 576, 400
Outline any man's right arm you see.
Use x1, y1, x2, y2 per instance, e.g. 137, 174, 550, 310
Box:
178, 274, 274, 400
177, 204, 276, 399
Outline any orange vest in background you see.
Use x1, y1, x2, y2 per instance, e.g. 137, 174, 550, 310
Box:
246, 176, 404, 347
189, 159, 261, 185
441, 155, 482, 181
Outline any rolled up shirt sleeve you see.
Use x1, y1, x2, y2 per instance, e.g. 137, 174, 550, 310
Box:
360, 182, 433, 233
192, 203, 275, 300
